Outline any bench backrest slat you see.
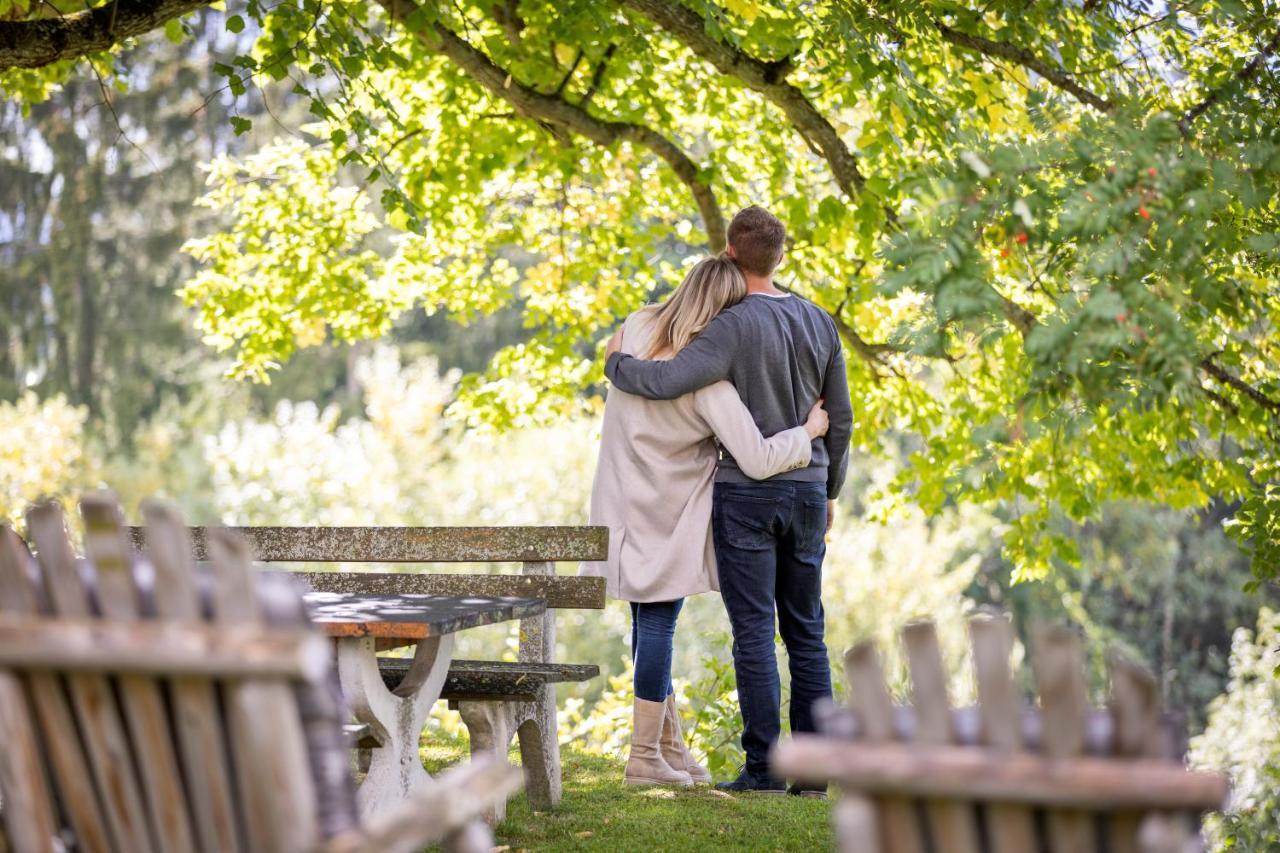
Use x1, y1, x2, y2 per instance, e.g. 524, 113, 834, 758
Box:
288, 571, 605, 610
128, 526, 608, 564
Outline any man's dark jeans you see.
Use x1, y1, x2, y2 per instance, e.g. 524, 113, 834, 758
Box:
712, 480, 834, 780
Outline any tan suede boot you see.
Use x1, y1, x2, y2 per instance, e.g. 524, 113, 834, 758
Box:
624, 698, 693, 787
660, 694, 712, 784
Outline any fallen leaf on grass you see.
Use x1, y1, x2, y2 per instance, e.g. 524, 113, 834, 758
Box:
640, 788, 676, 799
575, 831, 594, 838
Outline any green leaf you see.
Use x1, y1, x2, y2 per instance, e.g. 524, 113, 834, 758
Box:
164, 18, 186, 44
225, 14, 245, 33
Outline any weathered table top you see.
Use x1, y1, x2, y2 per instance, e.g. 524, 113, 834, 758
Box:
303, 593, 545, 639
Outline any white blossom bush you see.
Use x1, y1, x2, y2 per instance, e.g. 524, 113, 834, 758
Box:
0, 393, 93, 525
1191, 608, 1280, 852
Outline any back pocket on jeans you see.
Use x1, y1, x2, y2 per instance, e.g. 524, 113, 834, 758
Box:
715, 493, 777, 551
794, 498, 828, 554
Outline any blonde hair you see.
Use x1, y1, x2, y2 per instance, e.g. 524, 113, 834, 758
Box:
643, 256, 747, 360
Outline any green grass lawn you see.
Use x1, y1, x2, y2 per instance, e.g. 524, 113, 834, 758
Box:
420, 735, 832, 852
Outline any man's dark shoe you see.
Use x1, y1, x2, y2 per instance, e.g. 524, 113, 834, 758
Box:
787, 783, 829, 800
715, 770, 787, 794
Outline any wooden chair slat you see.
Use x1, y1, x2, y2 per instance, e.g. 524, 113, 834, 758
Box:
1136, 813, 1194, 853
142, 502, 242, 853
833, 795, 881, 853
1032, 625, 1097, 853
1109, 654, 1161, 759
208, 529, 320, 853
27, 503, 155, 853
902, 621, 980, 853
80, 495, 197, 853
1, 528, 113, 853
0, 530, 67, 853
968, 614, 1038, 853
0, 671, 57, 853
1109, 653, 1166, 853
844, 642, 927, 853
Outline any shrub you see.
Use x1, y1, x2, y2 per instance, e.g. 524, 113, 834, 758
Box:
1190, 608, 1280, 852
0, 394, 93, 525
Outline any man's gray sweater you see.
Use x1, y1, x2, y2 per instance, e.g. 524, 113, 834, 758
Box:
605, 293, 853, 499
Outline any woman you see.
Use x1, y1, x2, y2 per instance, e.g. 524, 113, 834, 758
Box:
582, 256, 828, 787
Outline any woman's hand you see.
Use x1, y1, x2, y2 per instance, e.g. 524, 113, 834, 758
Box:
804, 399, 829, 439
605, 326, 624, 357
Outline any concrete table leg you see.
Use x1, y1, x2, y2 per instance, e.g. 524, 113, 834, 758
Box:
336, 633, 455, 817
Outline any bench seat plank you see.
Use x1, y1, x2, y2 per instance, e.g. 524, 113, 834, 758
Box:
290, 572, 605, 610
377, 658, 600, 702
304, 593, 545, 640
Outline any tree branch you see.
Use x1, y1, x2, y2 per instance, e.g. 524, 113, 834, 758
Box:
1178, 25, 1280, 136
377, 0, 726, 251
933, 23, 1113, 112
617, 0, 868, 200
830, 310, 908, 377
1199, 385, 1240, 417
0, 0, 211, 70
551, 45, 584, 97
775, 279, 910, 376
1000, 294, 1037, 336
1199, 355, 1280, 416
579, 42, 617, 107
488, 0, 523, 46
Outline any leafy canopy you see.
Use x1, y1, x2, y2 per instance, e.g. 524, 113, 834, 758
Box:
4, 0, 1279, 583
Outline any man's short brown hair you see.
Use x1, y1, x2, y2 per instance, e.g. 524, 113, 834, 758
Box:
727, 205, 786, 277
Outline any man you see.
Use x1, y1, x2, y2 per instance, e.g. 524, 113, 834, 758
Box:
604, 205, 853, 795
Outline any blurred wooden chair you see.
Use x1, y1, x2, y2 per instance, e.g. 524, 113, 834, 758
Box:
772, 614, 1229, 853
0, 494, 521, 853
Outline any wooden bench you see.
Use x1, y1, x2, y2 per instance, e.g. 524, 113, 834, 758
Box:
772, 614, 1229, 853
126, 524, 607, 823
0, 496, 521, 853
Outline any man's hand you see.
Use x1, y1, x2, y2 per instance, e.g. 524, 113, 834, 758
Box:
605, 326, 624, 357
825, 499, 835, 535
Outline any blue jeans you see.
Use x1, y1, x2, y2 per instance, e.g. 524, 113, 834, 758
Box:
630, 599, 684, 702
712, 480, 833, 779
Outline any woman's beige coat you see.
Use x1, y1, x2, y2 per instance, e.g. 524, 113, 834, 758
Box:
581, 308, 812, 602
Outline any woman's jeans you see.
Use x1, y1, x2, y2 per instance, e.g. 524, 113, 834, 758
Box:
630, 599, 684, 702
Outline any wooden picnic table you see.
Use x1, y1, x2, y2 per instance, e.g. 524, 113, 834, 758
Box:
303, 591, 545, 817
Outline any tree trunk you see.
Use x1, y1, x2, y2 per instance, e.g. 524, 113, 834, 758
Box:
75, 273, 97, 414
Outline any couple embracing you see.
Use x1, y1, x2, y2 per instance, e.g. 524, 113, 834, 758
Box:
582, 205, 853, 796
